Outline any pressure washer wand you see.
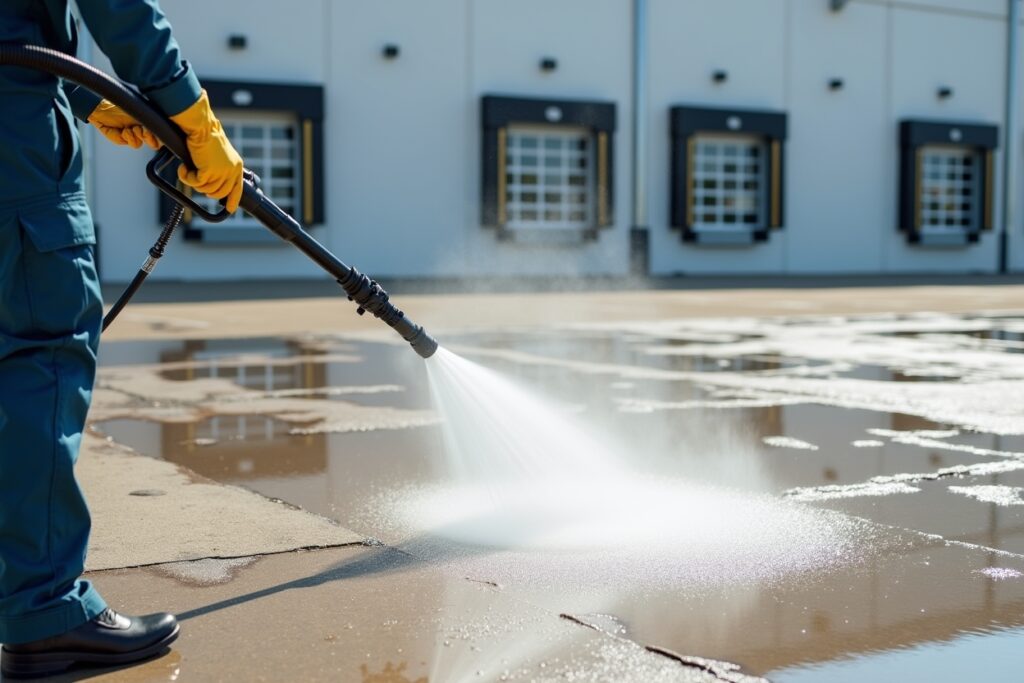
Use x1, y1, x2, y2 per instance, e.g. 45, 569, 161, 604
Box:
239, 177, 438, 358
0, 44, 438, 359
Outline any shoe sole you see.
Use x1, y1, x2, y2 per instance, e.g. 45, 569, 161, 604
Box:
1, 624, 179, 678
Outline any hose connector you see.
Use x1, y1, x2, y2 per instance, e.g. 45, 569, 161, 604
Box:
337, 268, 438, 358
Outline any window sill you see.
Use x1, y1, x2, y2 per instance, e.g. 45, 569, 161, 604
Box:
187, 227, 289, 245
496, 226, 599, 245
683, 228, 769, 246
910, 231, 979, 248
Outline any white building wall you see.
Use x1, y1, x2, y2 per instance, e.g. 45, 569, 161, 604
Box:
92, 0, 329, 282
85, 0, 1022, 281
1005, 10, 1024, 272
464, 0, 632, 278
166, 0, 328, 84
884, 5, 1005, 273
327, 0, 470, 278
646, 0, 788, 276
896, 0, 1006, 17
784, 1, 890, 274
645, 0, 1011, 276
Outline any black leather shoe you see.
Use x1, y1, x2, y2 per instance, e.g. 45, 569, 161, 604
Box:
1, 608, 179, 678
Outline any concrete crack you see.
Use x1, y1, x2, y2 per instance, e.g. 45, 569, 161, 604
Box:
85, 542, 367, 574
559, 613, 768, 682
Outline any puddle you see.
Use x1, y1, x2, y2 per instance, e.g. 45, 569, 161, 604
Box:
818, 477, 1024, 557
94, 312, 1024, 678
768, 623, 1024, 682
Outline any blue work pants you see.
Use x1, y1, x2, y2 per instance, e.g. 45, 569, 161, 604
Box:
0, 208, 107, 644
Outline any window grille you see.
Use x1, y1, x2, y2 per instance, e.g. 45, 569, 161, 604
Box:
917, 145, 980, 231
504, 124, 594, 231
689, 133, 768, 231
189, 346, 298, 441
670, 105, 787, 244
481, 95, 616, 239
193, 354, 300, 392
898, 119, 997, 245
191, 113, 301, 228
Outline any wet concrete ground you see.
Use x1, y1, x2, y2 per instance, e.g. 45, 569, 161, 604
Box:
16, 285, 1024, 682
77, 546, 733, 683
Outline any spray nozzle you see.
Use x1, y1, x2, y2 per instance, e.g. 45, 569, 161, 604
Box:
337, 268, 438, 359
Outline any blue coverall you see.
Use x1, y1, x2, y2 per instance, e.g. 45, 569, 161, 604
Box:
0, 0, 201, 645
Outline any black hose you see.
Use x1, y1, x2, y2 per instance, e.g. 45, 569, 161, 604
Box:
0, 44, 193, 166
102, 204, 183, 331
0, 44, 438, 358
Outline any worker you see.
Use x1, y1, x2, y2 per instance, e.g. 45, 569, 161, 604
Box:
0, 1, 243, 677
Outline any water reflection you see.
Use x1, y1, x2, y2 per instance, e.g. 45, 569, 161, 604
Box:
158, 337, 328, 386
770, 621, 1024, 682
172, 418, 324, 481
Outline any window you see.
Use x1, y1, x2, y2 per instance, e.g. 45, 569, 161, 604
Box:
157, 79, 325, 243
482, 95, 616, 241
159, 339, 324, 443
505, 124, 594, 230
689, 134, 768, 231
671, 106, 787, 245
899, 120, 997, 246
918, 145, 980, 231
191, 113, 301, 228
189, 347, 300, 392
150, 339, 330, 483
189, 346, 296, 442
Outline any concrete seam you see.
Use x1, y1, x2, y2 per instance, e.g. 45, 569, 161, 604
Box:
84, 542, 369, 574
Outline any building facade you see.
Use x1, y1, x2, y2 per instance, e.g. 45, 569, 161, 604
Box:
82, 0, 1024, 282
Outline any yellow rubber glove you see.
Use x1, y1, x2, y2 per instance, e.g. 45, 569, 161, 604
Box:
170, 90, 244, 213
87, 100, 160, 150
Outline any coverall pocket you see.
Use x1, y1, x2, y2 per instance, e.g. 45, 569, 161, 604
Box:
53, 98, 82, 185
19, 200, 95, 254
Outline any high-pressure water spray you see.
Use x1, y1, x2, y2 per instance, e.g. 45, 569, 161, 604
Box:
0, 44, 439, 359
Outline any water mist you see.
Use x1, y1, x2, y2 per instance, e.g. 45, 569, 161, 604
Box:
408, 347, 864, 579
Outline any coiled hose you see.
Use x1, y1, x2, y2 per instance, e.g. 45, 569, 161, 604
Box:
0, 44, 439, 359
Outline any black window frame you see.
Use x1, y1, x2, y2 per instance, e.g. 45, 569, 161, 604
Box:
898, 119, 998, 247
481, 95, 616, 241
158, 79, 325, 244
670, 105, 787, 245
